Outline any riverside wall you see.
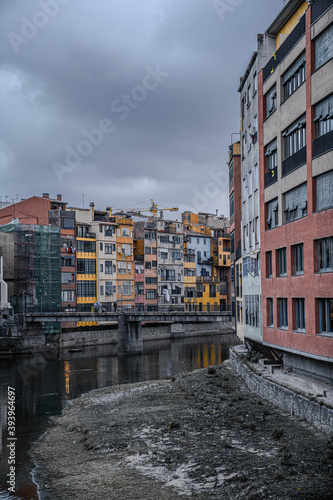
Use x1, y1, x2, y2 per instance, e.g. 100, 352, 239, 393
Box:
230, 346, 333, 435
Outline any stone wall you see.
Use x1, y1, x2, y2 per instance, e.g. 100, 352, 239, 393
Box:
230, 346, 333, 435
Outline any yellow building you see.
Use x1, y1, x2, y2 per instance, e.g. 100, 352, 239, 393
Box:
76, 222, 97, 326
116, 216, 135, 309
184, 239, 196, 310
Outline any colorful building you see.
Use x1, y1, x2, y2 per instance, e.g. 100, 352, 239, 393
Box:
258, 0, 333, 379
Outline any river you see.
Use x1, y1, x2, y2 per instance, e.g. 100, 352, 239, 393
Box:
0, 333, 238, 499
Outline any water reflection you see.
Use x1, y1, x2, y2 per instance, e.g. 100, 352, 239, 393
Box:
0, 334, 238, 499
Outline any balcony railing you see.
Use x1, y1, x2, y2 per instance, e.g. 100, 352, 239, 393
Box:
265, 167, 278, 188
313, 131, 333, 158
282, 147, 306, 177
263, 15, 305, 82
312, 0, 333, 23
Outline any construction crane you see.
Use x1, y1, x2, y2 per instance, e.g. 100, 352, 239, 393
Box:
112, 199, 179, 219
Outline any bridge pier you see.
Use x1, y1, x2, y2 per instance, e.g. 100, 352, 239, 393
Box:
117, 314, 143, 355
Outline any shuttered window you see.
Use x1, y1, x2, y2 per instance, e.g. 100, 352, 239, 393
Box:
315, 24, 333, 71
283, 53, 306, 100
266, 198, 278, 229
283, 115, 306, 159
284, 183, 307, 223
266, 84, 277, 118
314, 95, 333, 137
316, 170, 333, 212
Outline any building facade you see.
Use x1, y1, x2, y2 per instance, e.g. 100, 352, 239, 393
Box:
258, 0, 333, 379
238, 34, 276, 343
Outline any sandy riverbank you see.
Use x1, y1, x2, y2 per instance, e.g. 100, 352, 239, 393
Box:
32, 360, 333, 499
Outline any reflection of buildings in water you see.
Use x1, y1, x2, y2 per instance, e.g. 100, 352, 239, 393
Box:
64, 361, 70, 400
118, 355, 143, 386
196, 343, 223, 369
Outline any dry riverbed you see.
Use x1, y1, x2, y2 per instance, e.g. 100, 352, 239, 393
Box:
32, 360, 333, 499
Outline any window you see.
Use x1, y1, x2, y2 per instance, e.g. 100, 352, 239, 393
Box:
77, 281, 96, 297
100, 285, 104, 295
209, 284, 216, 298
292, 243, 304, 275
283, 115, 306, 159
161, 251, 168, 259
265, 84, 276, 118
100, 264, 103, 272
315, 170, 333, 212
277, 248, 287, 277
161, 269, 175, 281
117, 262, 127, 274
255, 217, 259, 244
265, 139, 277, 171
146, 289, 156, 300
266, 251, 272, 278
283, 53, 305, 100
317, 298, 333, 334
266, 198, 278, 229
146, 277, 157, 284
122, 282, 131, 296
317, 237, 333, 272
152, 247, 157, 255
253, 72, 257, 95
315, 24, 333, 70
61, 290, 75, 302
230, 232, 234, 254
160, 235, 169, 243
267, 298, 273, 327
104, 226, 114, 237
105, 281, 113, 296
121, 227, 130, 237
314, 95, 333, 138
247, 84, 251, 106
145, 262, 151, 269
99, 225, 103, 233
77, 259, 96, 275
145, 247, 151, 254
105, 243, 114, 254
172, 249, 181, 260
105, 261, 113, 274
135, 263, 143, 274
100, 242, 103, 251
278, 298, 288, 328
229, 162, 234, 183
77, 240, 96, 253
244, 295, 260, 327
61, 255, 75, 267
61, 217, 75, 230
294, 298, 305, 331
152, 260, 157, 268
284, 183, 307, 223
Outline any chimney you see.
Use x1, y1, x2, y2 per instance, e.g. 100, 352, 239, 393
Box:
42, 193, 49, 199
216, 209, 218, 216
89, 202, 95, 221
57, 194, 62, 201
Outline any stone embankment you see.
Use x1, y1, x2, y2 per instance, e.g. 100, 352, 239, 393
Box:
32, 356, 333, 499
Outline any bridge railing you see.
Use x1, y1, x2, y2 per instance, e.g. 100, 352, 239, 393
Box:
24, 303, 231, 315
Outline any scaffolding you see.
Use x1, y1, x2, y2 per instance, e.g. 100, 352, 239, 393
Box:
13, 224, 61, 314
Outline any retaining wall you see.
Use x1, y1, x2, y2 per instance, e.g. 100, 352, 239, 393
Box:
230, 346, 333, 435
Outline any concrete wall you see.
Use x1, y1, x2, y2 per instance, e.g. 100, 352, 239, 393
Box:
230, 346, 333, 435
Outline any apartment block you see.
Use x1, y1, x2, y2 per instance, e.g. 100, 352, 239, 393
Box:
228, 142, 242, 333
238, 33, 276, 344
157, 219, 184, 307
258, 0, 333, 379
115, 216, 135, 309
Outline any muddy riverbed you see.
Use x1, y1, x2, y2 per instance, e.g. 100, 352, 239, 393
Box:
32, 360, 333, 499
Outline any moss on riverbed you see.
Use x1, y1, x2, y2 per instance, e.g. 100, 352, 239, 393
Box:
32, 361, 333, 499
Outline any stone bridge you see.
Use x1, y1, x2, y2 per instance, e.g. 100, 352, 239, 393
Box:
24, 311, 232, 355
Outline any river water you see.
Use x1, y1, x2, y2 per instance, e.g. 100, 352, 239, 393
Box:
0, 334, 238, 499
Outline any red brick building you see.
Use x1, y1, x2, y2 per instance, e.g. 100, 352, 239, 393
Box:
258, 0, 333, 379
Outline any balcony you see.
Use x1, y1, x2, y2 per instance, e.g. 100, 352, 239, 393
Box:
282, 147, 306, 177
263, 15, 305, 82
265, 167, 277, 188
313, 131, 333, 158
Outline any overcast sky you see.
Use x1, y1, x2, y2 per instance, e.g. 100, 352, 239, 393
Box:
0, 0, 283, 218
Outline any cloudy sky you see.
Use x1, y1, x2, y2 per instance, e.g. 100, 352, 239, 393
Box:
0, 0, 282, 218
